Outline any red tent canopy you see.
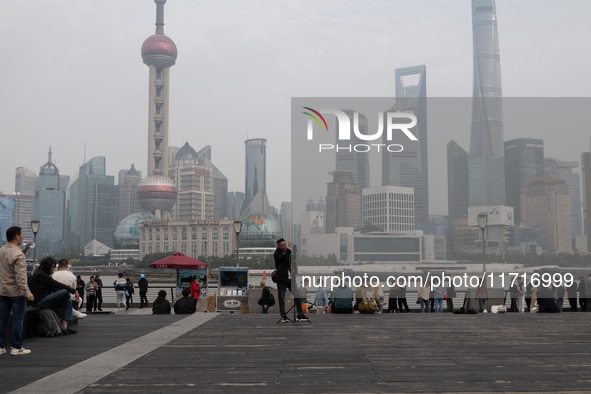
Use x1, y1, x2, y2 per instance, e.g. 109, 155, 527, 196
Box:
149, 252, 208, 269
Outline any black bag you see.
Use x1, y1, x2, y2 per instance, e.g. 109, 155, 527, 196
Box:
37, 308, 65, 337
271, 270, 278, 283
258, 287, 276, 307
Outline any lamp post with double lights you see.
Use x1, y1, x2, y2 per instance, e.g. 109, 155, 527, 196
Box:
31, 220, 40, 266
477, 213, 488, 273
233, 220, 242, 267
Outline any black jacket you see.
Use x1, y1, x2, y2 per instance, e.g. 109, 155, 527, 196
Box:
28, 270, 75, 303
273, 248, 292, 282
262, 286, 271, 305
152, 296, 171, 314
138, 277, 148, 292
174, 296, 196, 314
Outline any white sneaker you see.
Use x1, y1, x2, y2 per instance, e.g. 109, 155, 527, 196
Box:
0, 347, 6, 355
73, 309, 87, 319
11, 347, 31, 356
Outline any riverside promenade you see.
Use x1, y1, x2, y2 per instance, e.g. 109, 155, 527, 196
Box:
2, 308, 591, 393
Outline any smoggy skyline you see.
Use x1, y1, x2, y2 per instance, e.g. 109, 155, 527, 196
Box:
1, 1, 589, 215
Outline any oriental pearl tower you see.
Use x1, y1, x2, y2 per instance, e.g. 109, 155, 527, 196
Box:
136, 0, 177, 220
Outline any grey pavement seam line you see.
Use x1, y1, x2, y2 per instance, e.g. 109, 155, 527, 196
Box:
10, 313, 219, 394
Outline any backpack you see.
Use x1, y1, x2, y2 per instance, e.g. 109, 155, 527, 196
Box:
258, 287, 276, 307
37, 308, 65, 337
357, 288, 379, 314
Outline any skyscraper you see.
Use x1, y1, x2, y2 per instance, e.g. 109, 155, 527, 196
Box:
227, 191, 245, 219
383, 65, 428, 225
136, 0, 178, 220
521, 176, 571, 253
336, 110, 369, 193
545, 158, 583, 243
67, 156, 119, 250
326, 169, 361, 233
14, 167, 37, 240
196, 145, 228, 220
280, 202, 294, 241
361, 185, 414, 232
504, 138, 544, 224
170, 142, 214, 221
242, 138, 268, 215
581, 148, 591, 250
118, 164, 143, 222
469, 0, 504, 208
15, 167, 38, 197
447, 140, 469, 222
470, 0, 503, 158
33, 148, 69, 256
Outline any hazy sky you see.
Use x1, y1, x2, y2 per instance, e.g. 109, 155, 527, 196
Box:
1, 1, 590, 216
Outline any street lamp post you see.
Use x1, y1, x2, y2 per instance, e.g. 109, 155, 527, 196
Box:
31, 220, 40, 266
233, 220, 242, 267
477, 213, 488, 273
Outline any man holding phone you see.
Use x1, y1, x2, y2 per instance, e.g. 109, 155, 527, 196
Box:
273, 238, 308, 323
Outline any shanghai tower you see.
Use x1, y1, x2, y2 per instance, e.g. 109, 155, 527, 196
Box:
469, 0, 503, 158
136, 0, 178, 220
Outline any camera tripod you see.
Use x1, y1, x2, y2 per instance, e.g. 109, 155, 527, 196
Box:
276, 301, 311, 324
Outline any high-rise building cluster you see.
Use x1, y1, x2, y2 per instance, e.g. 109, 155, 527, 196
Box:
446, 0, 584, 256
1, 0, 292, 261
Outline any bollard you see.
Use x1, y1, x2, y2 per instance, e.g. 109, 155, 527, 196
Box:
208, 294, 216, 313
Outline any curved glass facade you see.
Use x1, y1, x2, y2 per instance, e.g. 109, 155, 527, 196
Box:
239, 212, 281, 248
114, 212, 159, 249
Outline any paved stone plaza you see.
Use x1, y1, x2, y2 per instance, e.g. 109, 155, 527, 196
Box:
2, 310, 591, 393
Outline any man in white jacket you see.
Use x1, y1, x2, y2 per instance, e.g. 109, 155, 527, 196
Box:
52, 259, 86, 319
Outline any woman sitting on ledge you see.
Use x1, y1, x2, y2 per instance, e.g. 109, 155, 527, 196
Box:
28, 257, 77, 334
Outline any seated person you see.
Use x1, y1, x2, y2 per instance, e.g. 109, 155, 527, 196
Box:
355, 285, 379, 314
536, 286, 560, 313
330, 283, 354, 314
152, 290, 171, 314
28, 257, 77, 334
174, 288, 196, 314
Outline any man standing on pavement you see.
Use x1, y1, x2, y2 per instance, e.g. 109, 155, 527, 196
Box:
274, 238, 307, 322
94, 274, 104, 311
138, 274, 149, 308
0, 226, 34, 355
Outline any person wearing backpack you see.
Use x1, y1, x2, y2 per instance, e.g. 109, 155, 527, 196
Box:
259, 280, 272, 314
125, 278, 134, 311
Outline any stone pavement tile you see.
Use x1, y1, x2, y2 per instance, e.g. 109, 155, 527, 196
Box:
54, 313, 591, 393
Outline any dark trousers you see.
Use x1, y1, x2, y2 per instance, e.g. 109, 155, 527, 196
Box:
277, 280, 304, 318
525, 297, 532, 312
0, 295, 26, 349
139, 291, 148, 307
86, 295, 96, 313
96, 291, 103, 310
126, 294, 133, 308
510, 297, 518, 312
446, 298, 454, 312
387, 298, 397, 312
568, 297, 577, 311
398, 298, 409, 312
580, 297, 587, 312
